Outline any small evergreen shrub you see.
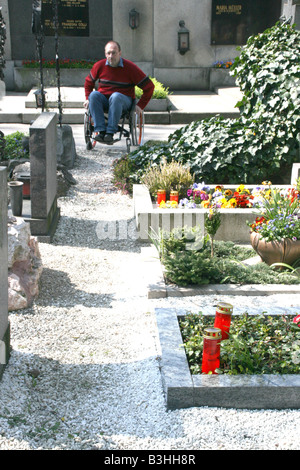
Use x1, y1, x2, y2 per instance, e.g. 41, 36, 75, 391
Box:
135, 77, 170, 100
155, 230, 300, 286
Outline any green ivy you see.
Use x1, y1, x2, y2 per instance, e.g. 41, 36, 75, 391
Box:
179, 313, 300, 375
122, 21, 300, 185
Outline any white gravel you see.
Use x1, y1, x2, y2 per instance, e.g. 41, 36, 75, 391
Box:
0, 145, 300, 450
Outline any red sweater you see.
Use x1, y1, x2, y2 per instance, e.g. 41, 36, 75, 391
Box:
84, 58, 154, 110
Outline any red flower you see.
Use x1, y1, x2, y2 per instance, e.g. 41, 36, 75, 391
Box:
293, 315, 300, 327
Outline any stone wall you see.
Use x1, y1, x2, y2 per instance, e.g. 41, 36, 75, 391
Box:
2, 0, 297, 91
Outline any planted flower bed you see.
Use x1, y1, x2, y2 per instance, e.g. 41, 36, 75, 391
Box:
180, 312, 300, 375
133, 182, 294, 243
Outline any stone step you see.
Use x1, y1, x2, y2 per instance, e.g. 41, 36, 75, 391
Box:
0, 87, 241, 125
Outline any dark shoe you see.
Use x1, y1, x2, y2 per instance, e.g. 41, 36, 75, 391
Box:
104, 133, 114, 144
93, 131, 105, 142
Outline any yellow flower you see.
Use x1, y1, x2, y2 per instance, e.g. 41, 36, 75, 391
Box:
262, 181, 272, 186
202, 200, 210, 208
236, 184, 245, 193
159, 201, 166, 208
228, 198, 237, 207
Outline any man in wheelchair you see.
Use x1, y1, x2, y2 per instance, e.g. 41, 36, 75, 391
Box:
84, 41, 154, 145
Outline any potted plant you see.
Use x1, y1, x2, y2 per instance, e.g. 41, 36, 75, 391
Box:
248, 183, 300, 267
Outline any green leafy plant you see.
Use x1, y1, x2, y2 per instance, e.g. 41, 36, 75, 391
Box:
1, 132, 29, 161
204, 207, 221, 257
111, 154, 138, 194
180, 312, 300, 375
118, 21, 300, 185
135, 77, 170, 100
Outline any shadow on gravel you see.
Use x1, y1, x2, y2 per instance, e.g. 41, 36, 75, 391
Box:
36, 267, 115, 309
51, 216, 144, 253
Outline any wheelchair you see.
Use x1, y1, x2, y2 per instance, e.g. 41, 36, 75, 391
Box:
84, 98, 144, 153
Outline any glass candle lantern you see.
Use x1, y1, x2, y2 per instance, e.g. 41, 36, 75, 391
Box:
157, 189, 166, 205
170, 190, 179, 203
201, 327, 222, 374
214, 302, 233, 340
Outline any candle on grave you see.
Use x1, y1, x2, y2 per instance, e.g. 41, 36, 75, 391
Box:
214, 302, 233, 340
170, 190, 179, 203
157, 189, 166, 205
201, 327, 222, 374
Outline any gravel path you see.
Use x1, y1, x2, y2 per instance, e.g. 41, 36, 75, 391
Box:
0, 146, 300, 450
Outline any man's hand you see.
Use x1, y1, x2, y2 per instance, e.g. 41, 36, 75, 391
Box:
135, 105, 143, 119
83, 100, 89, 109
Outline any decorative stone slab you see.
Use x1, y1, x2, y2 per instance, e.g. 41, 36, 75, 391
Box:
155, 307, 300, 410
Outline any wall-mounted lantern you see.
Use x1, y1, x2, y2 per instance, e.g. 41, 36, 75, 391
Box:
129, 8, 140, 29
178, 20, 190, 55
34, 89, 47, 108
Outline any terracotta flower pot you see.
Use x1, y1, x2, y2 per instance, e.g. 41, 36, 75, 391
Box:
250, 232, 300, 267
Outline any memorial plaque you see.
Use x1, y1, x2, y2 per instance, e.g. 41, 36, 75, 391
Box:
42, 0, 89, 37
211, 0, 282, 45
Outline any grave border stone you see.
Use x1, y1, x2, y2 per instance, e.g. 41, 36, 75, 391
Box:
0, 166, 10, 379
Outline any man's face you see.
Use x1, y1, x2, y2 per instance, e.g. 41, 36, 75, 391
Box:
105, 42, 122, 67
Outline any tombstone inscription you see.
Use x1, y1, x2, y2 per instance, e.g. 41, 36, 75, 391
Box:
211, 0, 282, 45
42, 0, 89, 37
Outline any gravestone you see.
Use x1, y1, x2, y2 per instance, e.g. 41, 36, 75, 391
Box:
8, 0, 112, 60
0, 167, 10, 379
42, 0, 89, 37
29, 112, 60, 241
211, 0, 282, 45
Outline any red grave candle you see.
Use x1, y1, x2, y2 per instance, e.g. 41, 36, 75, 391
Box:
201, 327, 222, 374
170, 190, 179, 203
214, 302, 233, 340
157, 189, 166, 205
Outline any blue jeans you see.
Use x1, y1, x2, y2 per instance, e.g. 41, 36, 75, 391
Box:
88, 91, 133, 135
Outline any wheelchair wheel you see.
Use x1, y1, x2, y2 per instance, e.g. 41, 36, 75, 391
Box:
84, 110, 96, 150
130, 108, 144, 147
